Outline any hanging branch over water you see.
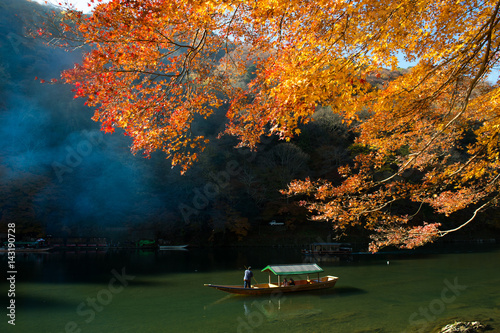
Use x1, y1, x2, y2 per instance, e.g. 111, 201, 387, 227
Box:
34, 0, 500, 251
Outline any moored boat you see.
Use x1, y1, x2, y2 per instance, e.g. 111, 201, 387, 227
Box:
159, 244, 189, 250
205, 263, 338, 295
301, 242, 352, 256
0, 247, 53, 253
1, 240, 53, 253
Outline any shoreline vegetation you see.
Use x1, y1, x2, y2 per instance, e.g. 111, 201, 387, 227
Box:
8, 237, 497, 253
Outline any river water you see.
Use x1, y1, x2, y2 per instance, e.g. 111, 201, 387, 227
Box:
1, 243, 499, 333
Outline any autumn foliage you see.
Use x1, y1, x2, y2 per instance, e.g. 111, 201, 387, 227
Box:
36, 0, 500, 251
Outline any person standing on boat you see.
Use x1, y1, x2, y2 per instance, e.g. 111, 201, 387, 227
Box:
243, 267, 253, 288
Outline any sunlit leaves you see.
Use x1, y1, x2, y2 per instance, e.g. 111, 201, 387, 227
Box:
368, 223, 442, 253
37, 0, 500, 249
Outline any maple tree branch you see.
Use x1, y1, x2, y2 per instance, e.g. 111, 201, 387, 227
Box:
433, 169, 500, 238
160, 45, 183, 59
442, 131, 499, 181
109, 69, 179, 78
155, 29, 197, 51
488, 169, 500, 185
438, 199, 492, 237
179, 29, 208, 82
409, 201, 424, 219
358, 197, 398, 215
375, 1, 500, 186
224, 4, 240, 55
375, 3, 497, 102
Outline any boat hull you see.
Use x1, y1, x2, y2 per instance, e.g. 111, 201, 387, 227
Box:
205, 276, 338, 295
0, 247, 53, 253
159, 245, 188, 250
302, 250, 352, 256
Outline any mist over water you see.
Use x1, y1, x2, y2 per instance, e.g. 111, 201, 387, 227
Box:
0, 0, 188, 239
1, 1, 301, 244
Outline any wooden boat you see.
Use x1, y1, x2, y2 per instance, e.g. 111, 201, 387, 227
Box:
0, 247, 53, 253
1, 241, 53, 253
159, 245, 188, 250
301, 242, 352, 256
205, 263, 338, 295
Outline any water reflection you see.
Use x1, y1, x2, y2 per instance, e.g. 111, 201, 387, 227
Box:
302, 254, 353, 263
0, 244, 499, 332
238, 296, 324, 331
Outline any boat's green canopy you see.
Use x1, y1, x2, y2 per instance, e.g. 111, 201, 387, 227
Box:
261, 264, 323, 276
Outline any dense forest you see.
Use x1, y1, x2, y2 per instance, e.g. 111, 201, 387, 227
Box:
1, 0, 499, 248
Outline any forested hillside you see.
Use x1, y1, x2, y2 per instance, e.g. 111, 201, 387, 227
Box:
1, 0, 499, 248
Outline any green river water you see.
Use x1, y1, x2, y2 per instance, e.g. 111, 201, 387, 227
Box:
1, 244, 499, 333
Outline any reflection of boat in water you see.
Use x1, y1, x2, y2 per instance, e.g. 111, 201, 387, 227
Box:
158, 245, 189, 251
205, 264, 338, 295
302, 255, 343, 263
243, 299, 323, 321
302, 243, 352, 256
